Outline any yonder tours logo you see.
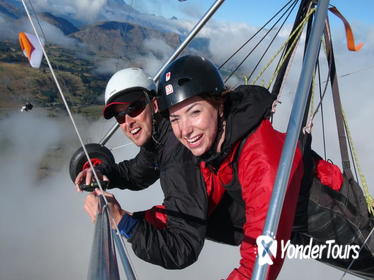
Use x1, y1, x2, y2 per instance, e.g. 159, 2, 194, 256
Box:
256, 236, 360, 265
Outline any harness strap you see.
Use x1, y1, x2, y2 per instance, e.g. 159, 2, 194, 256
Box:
221, 134, 252, 204
323, 18, 353, 177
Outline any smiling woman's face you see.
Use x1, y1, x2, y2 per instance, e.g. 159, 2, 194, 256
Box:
169, 96, 220, 156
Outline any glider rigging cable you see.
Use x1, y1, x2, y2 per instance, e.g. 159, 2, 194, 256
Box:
19, 1, 138, 279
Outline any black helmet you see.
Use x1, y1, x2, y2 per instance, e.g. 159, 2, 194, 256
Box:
157, 55, 225, 112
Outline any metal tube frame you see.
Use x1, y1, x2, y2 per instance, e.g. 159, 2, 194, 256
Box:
113, 232, 136, 280
251, 0, 330, 279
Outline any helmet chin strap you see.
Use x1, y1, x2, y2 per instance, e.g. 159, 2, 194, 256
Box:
199, 109, 225, 165
143, 91, 161, 145
212, 112, 226, 153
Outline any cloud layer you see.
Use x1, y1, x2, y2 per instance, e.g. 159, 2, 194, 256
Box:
1, 1, 373, 279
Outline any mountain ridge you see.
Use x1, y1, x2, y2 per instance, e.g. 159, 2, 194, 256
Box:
0, 0, 210, 117
39, 12, 79, 35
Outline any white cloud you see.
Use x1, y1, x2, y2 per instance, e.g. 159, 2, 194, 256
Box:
0, 110, 158, 279
92, 37, 175, 77
31, 0, 107, 22
0, 15, 82, 49
195, 21, 299, 88
0, 110, 88, 280
0, 15, 16, 40
134, 38, 175, 76
37, 21, 82, 49
93, 57, 129, 75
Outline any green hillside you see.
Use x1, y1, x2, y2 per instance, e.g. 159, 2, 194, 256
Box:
0, 41, 108, 118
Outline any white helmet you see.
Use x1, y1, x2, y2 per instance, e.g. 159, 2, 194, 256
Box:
103, 67, 156, 119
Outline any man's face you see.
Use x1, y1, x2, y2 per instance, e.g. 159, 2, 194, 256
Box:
113, 98, 154, 147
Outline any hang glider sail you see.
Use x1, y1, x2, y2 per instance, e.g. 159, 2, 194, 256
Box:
18, 32, 44, 68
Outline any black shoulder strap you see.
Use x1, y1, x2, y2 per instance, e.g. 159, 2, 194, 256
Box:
222, 135, 251, 204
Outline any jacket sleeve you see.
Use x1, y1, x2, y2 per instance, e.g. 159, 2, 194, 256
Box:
128, 157, 208, 269
97, 146, 160, 190
107, 119, 208, 269
227, 122, 303, 280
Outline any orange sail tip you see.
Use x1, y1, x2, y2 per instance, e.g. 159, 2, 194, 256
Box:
18, 32, 45, 68
329, 6, 363, 52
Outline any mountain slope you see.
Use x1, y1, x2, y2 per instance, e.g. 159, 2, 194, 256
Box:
39, 12, 79, 35
70, 20, 181, 58
0, 0, 23, 19
0, 41, 108, 117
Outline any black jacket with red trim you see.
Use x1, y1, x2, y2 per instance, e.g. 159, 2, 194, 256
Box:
199, 85, 304, 280
98, 118, 209, 269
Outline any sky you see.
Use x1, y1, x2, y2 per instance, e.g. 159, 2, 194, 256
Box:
131, 0, 374, 26
1, 0, 374, 280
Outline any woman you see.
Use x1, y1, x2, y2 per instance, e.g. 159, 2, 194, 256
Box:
157, 55, 304, 280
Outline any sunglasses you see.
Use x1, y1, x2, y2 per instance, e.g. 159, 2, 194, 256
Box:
114, 99, 148, 124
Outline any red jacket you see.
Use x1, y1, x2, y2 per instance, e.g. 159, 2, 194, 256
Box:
199, 84, 306, 280
201, 119, 303, 279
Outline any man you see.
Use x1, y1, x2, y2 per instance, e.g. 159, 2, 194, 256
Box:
75, 67, 208, 269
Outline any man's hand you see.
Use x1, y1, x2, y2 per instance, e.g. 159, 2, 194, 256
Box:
74, 168, 109, 192
84, 189, 129, 228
